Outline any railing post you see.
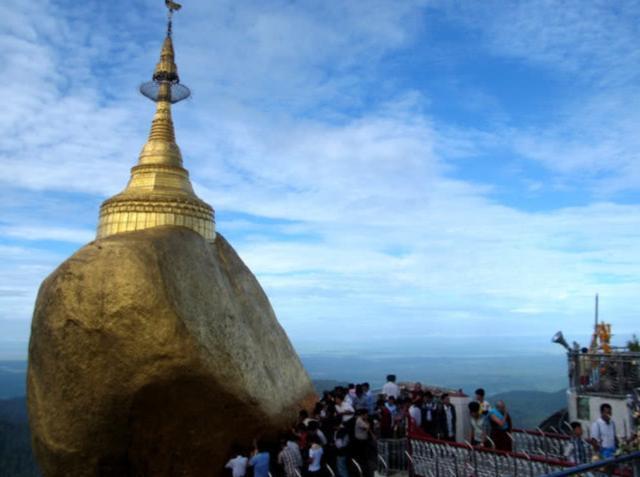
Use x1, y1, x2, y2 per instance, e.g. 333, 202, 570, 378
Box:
377, 455, 388, 477
404, 450, 414, 477
350, 458, 363, 477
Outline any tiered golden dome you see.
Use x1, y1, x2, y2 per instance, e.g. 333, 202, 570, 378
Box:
97, 8, 215, 241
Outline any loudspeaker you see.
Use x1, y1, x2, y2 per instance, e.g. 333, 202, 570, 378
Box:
552, 331, 571, 351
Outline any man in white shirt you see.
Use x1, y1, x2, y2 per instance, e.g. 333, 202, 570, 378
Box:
589, 403, 618, 459
225, 447, 248, 477
382, 374, 400, 399
346, 383, 357, 405
307, 420, 328, 446
354, 410, 371, 441
307, 436, 324, 475
335, 393, 355, 423
409, 396, 423, 428
468, 401, 488, 446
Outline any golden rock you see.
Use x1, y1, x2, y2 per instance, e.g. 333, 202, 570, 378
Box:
28, 227, 317, 476
29, 6, 315, 475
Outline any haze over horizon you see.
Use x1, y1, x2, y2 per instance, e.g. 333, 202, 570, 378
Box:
2, 0, 640, 361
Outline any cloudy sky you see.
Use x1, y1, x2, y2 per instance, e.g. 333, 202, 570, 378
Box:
2, 0, 640, 358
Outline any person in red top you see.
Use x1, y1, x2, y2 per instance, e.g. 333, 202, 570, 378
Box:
410, 383, 423, 401
292, 423, 308, 451
377, 398, 393, 438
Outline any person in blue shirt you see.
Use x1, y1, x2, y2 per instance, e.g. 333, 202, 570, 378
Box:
362, 382, 375, 415
307, 435, 324, 476
249, 442, 270, 477
488, 400, 512, 451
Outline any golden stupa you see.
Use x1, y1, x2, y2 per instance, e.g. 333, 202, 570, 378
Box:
97, 5, 215, 241
28, 4, 317, 476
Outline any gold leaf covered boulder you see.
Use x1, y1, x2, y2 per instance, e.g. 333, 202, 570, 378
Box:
28, 227, 316, 476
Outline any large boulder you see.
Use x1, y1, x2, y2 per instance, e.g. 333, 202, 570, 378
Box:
27, 227, 316, 476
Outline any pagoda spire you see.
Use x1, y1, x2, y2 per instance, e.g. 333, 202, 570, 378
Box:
137, 20, 184, 168
97, 2, 215, 241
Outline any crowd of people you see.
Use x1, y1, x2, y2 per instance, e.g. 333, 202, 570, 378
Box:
225, 375, 621, 477
224, 375, 516, 477
225, 381, 380, 477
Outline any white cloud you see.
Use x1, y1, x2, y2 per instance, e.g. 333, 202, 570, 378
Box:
197, 100, 640, 339
506, 92, 640, 194
0, 226, 94, 243
1, 0, 640, 355
444, 1, 640, 87
0, 244, 64, 321
436, 1, 640, 193
178, 0, 428, 110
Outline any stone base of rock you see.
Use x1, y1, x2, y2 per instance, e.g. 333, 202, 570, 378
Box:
27, 227, 316, 477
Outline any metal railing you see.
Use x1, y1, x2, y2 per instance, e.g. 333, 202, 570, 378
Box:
542, 450, 640, 477
510, 429, 596, 462
569, 352, 640, 395
377, 438, 408, 475
408, 437, 571, 477
377, 421, 638, 477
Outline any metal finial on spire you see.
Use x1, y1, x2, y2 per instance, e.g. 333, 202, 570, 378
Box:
165, 0, 182, 12
165, 0, 181, 36
139, 1, 190, 103
165, 0, 182, 36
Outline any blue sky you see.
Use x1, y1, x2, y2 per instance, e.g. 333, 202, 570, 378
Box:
2, 0, 640, 359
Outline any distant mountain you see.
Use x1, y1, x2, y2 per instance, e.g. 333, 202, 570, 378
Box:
4, 355, 568, 400
312, 379, 348, 393
301, 354, 566, 394
0, 397, 40, 477
488, 388, 567, 430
